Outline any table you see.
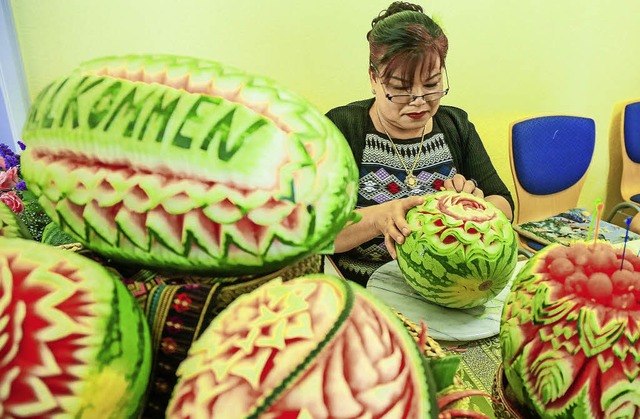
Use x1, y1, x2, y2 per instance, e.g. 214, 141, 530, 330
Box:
367, 259, 529, 418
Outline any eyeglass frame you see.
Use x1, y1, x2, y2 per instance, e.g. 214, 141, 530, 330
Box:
371, 65, 450, 104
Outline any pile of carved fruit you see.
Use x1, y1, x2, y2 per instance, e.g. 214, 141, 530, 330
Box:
500, 241, 640, 418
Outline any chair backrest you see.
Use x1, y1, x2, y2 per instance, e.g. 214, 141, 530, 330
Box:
621, 101, 640, 203
509, 115, 596, 224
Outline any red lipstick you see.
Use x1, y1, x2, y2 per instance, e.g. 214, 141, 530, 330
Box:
406, 112, 427, 119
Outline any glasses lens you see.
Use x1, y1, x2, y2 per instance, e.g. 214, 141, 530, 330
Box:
389, 91, 447, 104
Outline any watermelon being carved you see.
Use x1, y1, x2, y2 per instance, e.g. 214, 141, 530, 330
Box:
397, 191, 518, 308
0, 237, 151, 418
500, 241, 640, 418
166, 274, 439, 418
21, 54, 359, 274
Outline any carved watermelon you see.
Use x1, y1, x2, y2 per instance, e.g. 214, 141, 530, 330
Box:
397, 191, 518, 309
0, 237, 151, 418
20, 54, 358, 274
0, 201, 33, 239
500, 241, 640, 418
166, 274, 439, 418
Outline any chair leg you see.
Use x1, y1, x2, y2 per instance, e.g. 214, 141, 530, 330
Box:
518, 247, 535, 259
604, 201, 640, 222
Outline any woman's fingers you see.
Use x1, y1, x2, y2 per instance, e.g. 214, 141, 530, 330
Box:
472, 187, 484, 198
385, 234, 398, 259
443, 174, 465, 192
461, 179, 476, 194
396, 195, 424, 235
444, 174, 480, 195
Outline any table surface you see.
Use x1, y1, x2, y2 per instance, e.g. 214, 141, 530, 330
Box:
366, 260, 530, 417
367, 260, 528, 342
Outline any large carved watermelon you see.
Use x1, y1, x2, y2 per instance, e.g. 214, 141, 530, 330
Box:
397, 191, 518, 309
0, 237, 151, 418
20, 54, 358, 274
500, 241, 640, 418
166, 274, 439, 418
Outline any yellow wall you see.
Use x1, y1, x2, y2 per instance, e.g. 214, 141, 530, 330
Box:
10, 0, 640, 218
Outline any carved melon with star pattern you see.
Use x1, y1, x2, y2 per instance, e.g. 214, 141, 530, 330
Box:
0, 237, 151, 418
20, 54, 358, 274
167, 274, 438, 418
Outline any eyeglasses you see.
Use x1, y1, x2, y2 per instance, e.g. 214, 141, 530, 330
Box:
378, 68, 450, 104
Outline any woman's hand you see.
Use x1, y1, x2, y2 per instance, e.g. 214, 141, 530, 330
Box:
369, 195, 425, 259
442, 174, 513, 220
443, 173, 484, 198
332, 195, 424, 258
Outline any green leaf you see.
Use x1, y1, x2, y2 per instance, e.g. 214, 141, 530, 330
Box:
424, 354, 462, 392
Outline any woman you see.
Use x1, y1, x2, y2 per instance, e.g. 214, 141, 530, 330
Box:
326, 1, 514, 286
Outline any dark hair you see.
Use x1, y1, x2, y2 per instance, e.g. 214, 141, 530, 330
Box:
368, 2, 448, 89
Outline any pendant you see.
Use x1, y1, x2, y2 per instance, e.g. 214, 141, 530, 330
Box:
405, 174, 418, 189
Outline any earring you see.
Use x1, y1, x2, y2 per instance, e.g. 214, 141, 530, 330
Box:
371, 88, 376, 95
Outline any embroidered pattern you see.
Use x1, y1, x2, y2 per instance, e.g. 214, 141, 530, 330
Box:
359, 132, 456, 204
336, 130, 457, 286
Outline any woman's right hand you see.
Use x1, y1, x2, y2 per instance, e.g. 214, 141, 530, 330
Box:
366, 195, 425, 259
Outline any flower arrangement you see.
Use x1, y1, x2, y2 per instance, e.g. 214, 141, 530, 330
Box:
0, 142, 26, 213
0, 141, 51, 240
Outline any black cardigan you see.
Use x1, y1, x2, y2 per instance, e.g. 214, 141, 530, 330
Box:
326, 98, 514, 212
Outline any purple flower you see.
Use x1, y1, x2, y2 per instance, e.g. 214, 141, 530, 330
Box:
16, 180, 27, 191
18, 141, 26, 151
0, 144, 12, 159
4, 155, 19, 169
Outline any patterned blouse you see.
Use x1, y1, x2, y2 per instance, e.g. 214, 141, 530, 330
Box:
326, 99, 514, 287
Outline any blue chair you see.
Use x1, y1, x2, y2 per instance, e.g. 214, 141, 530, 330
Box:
510, 115, 596, 225
606, 100, 640, 227
509, 115, 596, 251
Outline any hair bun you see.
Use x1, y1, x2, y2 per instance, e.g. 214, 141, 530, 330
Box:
371, 1, 424, 28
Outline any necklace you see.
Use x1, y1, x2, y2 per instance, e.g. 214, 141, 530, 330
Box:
375, 105, 427, 189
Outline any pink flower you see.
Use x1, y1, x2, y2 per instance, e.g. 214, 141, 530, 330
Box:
0, 157, 5, 170
0, 167, 19, 191
0, 191, 24, 214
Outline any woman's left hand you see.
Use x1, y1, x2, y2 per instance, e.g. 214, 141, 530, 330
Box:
443, 174, 484, 198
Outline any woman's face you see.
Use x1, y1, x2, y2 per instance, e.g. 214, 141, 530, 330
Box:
370, 57, 446, 138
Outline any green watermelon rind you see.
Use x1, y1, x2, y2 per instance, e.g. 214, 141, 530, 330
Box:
397, 195, 518, 309
398, 241, 518, 308
21, 55, 358, 274
41, 221, 76, 246
0, 237, 151, 418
